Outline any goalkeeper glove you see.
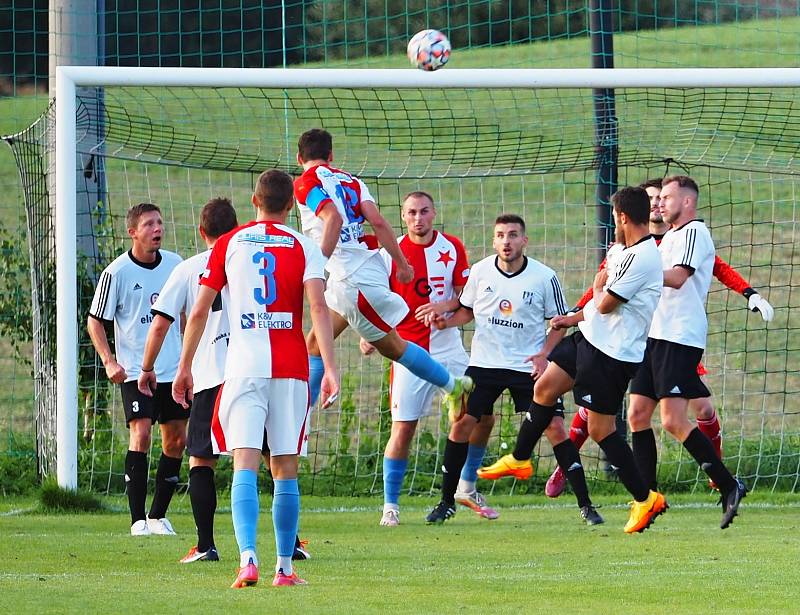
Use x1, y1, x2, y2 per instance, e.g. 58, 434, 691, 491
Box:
747, 293, 774, 322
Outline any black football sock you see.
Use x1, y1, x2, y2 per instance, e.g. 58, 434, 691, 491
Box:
148, 453, 182, 519
441, 439, 469, 505
597, 433, 650, 502
189, 466, 217, 552
512, 402, 557, 461
632, 429, 659, 491
682, 428, 737, 495
125, 450, 148, 524
553, 439, 591, 508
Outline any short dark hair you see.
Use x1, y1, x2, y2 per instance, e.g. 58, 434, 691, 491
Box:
611, 186, 650, 225
402, 191, 435, 208
495, 213, 526, 232
254, 169, 294, 213
662, 174, 699, 195
298, 128, 333, 163
638, 178, 663, 190
126, 203, 160, 229
200, 197, 238, 239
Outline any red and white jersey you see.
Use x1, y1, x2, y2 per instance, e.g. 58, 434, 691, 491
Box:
294, 163, 379, 281
381, 231, 470, 354
200, 220, 326, 380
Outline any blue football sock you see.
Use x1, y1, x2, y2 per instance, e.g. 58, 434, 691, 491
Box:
397, 342, 450, 388
231, 469, 259, 556
460, 445, 487, 483
273, 479, 300, 559
383, 456, 408, 506
309, 354, 324, 406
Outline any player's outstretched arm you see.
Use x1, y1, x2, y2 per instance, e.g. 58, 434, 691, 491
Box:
317, 202, 344, 258
432, 305, 474, 330
137, 314, 172, 396
550, 310, 583, 330
361, 200, 414, 284
172, 285, 215, 409
712, 255, 774, 322
87, 316, 127, 384
306, 277, 339, 408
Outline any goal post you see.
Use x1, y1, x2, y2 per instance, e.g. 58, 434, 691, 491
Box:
52, 66, 800, 491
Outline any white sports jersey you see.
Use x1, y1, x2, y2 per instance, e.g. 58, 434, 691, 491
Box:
201, 220, 326, 380
649, 220, 715, 349
460, 255, 568, 372
89, 250, 182, 382
294, 164, 379, 281
579, 237, 663, 363
151, 249, 229, 393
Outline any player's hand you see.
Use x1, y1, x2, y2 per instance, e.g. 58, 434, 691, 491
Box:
396, 261, 414, 285
524, 353, 548, 380
320, 370, 340, 409
748, 293, 774, 322
104, 359, 127, 384
430, 313, 449, 330
593, 268, 608, 289
551, 313, 578, 330
415, 302, 446, 326
172, 367, 194, 409
359, 338, 377, 355
137, 370, 157, 397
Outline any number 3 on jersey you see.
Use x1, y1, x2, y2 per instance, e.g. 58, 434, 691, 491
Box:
252, 250, 277, 306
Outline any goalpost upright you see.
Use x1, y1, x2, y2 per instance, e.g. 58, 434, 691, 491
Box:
54, 66, 800, 489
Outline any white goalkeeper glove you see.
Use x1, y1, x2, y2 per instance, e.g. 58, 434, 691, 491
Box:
748, 293, 774, 322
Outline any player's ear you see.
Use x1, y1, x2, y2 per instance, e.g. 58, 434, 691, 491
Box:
327, 150, 333, 163
296, 152, 304, 166
251, 193, 258, 208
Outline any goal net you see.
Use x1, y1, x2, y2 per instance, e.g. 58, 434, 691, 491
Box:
6, 67, 799, 495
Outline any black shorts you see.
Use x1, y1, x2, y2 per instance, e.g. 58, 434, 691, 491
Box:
464, 366, 564, 421
548, 331, 640, 416
120, 380, 190, 426
186, 384, 222, 458
629, 338, 711, 400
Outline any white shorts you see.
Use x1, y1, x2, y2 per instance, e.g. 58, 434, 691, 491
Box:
211, 377, 310, 456
389, 350, 469, 421
326, 255, 409, 342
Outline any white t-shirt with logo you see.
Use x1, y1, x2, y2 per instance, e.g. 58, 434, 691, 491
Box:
648, 220, 715, 350
89, 249, 183, 382
579, 237, 663, 363
460, 255, 568, 372
151, 249, 229, 393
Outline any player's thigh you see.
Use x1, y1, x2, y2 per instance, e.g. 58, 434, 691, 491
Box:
464, 367, 510, 420
573, 336, 639, 416
264, 378, 311, 457
212, 378, 268, 454
327, 263, 409, 343
153, 381, 191, 424
186, 384, 222, 460
120, 380, 157, 426
647, 339, 711, 400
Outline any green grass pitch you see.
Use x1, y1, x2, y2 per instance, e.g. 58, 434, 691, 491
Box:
2, 493, 800, 613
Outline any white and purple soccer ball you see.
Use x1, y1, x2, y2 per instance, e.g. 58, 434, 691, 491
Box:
407, 29, 451, 72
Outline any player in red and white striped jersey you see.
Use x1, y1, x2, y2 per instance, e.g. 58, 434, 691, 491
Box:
545, 178, 775, 497
359, 192, 479, 526
173, 170, 339, 588
294, 129, 473, 420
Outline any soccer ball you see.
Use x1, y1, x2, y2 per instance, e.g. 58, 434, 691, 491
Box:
407, 29, 451, 71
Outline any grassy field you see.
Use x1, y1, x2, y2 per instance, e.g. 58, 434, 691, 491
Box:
2, 493, 800, 613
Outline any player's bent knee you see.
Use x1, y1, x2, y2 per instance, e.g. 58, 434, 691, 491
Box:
691, 398, 714, 420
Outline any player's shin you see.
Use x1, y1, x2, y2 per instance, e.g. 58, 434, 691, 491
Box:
308, 354, 324, 406
273, 479, 300, 575
597, 433, 650, 503
512, 402, 556, 461
552, 440, 591, 508
231, 469, 259, 566
458, 445, 487, 491
383, 457, 408, 507
125, 450, 148, 523
441, 439, 469, 504
149, 453, 182, 519
397, 342, 451, 389
189, 465, 217, 552
682, 428, 736, 494
631, 429, 659, 491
